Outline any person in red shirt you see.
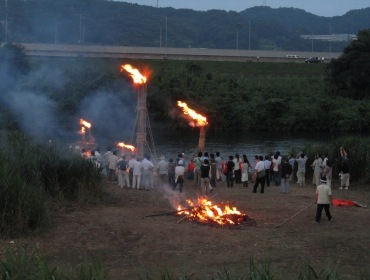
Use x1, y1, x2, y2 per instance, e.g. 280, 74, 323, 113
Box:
187, 160, 195, 180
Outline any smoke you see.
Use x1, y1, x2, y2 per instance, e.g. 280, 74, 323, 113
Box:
0, 50, 137, 148
78, 89, 136, 149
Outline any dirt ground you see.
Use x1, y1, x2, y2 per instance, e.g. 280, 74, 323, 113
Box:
1, 177, 369, 279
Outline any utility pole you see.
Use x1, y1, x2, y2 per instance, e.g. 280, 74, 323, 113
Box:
236, 23, 240, 50
156, 0, 159, 8
311, 31, 314, 53
165, 16, 167, 48
248, 20, 251, 52
4, 0, 8, 44
159, 19, 162, 47
329, 23, 332, 54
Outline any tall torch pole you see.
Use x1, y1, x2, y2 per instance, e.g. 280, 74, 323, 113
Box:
136, 84, 147, 159
198, 126, 206, 152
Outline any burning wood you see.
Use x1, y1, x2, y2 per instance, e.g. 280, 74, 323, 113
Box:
176, 197, 247, 226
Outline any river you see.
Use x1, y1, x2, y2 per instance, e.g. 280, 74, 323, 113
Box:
152, 130, 329, 162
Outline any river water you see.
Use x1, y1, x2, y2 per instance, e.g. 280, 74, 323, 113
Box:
153, 130, 328, 162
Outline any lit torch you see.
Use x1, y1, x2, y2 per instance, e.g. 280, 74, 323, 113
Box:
80, 118, 92, 143
177, 101, 208, 152
121, 64, 148, 159
117, 142, 136, 154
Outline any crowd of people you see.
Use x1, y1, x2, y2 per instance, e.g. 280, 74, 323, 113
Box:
71, 145, 353, 222
72, 145, 351, 195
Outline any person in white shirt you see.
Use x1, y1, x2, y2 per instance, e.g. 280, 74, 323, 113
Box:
141, 155, 154, 190
157, 155, 168, 187
253, 156, 266, 194
174, 160, 185, 192
315, 177, 333, 223
108, 150, 118, 183
132, 157, 143, 189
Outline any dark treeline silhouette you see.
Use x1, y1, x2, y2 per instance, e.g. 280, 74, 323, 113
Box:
1, 0, 370, 51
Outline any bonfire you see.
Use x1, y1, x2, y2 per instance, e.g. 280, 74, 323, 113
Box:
176, 197, 248, 226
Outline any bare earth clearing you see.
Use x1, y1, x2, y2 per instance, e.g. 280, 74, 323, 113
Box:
1, 178, 369, 279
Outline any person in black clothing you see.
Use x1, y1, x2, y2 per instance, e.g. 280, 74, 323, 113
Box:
226, 155, 235, 187
200, 159, 213, 194
280, 157, 292, 193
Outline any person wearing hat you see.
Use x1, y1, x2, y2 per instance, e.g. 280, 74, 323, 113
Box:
173, 160, 185, 192
315, 176, 333, 223
157, 155, 168, 187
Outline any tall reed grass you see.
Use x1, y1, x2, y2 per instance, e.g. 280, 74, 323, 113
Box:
0, 247, 108, 280
0, 131, 104, 237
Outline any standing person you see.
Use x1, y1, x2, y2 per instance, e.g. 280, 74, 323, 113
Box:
108, 150, 119, 183
194, 152, 203, 187
187, 160, 195, 180
142, 154, 154, 190
253, 156, 266, 194
209, 154, 217, 189
241, 155, 251, 188
215, 151, 224, 182
173, 160, 185, 192
339, 147, 350, 190
226, 155, 235, 188
117, 155, 130, 188
322, 160, 333, 188
288, 154, 296, 182
200, 159, 213, 194
132, 157, 143, 189
233, 153, 242, 184
103, 147, 113, 177
311, 156, 318, 185
272, 154, 281, 186
296, 152, 308, 187
313, 154, 323, 187
264, 155, 272, 187
128, 154, 136, 187
281, 157, 293, 194
168, 159, 176, 188
315, 177, 333, 223
157, 156, 168, 187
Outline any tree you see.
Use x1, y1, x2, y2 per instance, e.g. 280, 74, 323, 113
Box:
326, 29, 370, 100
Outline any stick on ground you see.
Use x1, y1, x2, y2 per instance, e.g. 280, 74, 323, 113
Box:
275, 202, 315, 229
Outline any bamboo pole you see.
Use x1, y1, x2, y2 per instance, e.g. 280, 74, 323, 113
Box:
275, 202, 315, 229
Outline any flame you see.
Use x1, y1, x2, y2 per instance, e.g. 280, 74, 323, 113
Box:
177, 101, 208, 127
80, 127, 86, 134
117, 142, 136, 152
121, 64, 147, 84
80, 118, 92, 128
177, 197, 246, 226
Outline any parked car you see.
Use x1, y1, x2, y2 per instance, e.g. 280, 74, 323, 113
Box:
305, 57, 324, 63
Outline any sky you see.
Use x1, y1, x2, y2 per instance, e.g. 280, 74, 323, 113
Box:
122, 0, 370, 17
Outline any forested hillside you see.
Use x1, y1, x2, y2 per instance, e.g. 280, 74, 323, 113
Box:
1, 0, 370, 51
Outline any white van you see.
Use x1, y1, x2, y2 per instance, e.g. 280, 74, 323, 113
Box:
286, 55, 300, 58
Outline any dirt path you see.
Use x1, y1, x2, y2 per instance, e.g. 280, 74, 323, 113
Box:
1, 178, 369, 279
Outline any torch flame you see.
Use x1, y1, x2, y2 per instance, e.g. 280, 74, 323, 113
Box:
121, 64, 147, 84
177, 197, 246, 226
177, 101, 208, 127
80, 119, 92, 128
80, 127, 86, 134
117, 142, 136, 152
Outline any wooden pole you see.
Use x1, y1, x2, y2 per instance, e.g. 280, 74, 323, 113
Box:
275, 202, 315, 229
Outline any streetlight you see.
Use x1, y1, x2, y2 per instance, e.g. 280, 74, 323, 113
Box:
159, 19, 162, 47
165, 16, 167, 48
236, 23, 241, 50
329, 23, 332, 54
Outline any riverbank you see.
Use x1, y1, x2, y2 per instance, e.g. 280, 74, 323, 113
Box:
1, 177, 369, 279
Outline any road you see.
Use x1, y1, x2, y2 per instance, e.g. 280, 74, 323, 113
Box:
19, 43, 341, 62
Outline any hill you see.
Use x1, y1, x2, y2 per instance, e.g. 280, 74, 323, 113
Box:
1, 0, 370, 52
